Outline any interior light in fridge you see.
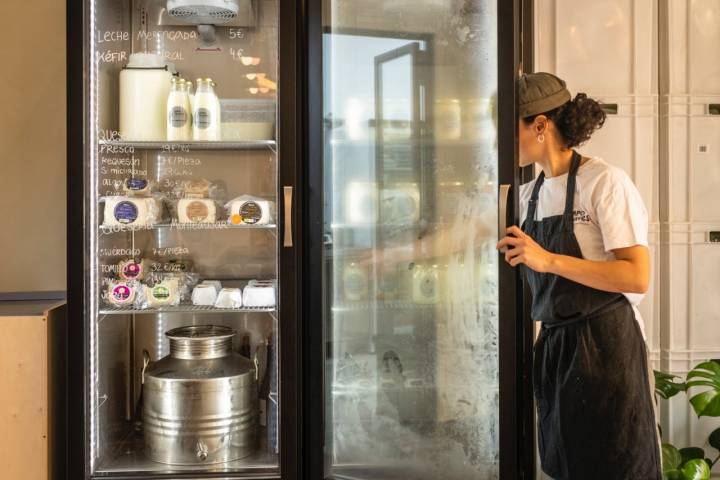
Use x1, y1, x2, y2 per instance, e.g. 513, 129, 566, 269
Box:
241, 56, 261, 66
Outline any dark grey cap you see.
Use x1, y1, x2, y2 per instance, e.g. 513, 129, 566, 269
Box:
518, 72, 571, 118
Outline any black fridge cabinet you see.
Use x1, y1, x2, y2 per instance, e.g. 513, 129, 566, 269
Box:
67, 0, 533, 479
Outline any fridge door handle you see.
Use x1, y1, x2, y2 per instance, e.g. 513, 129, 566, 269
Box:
283, 186, 293, 247
498, 184, 511, 253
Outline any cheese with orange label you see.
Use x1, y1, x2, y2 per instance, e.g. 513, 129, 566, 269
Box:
226, 195, 273, 225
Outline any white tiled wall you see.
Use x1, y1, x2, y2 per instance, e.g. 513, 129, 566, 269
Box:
534, 0, 720, 477
535, 0, 660, 351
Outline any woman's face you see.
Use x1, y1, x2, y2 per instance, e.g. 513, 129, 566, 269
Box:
518, 116, 547, 167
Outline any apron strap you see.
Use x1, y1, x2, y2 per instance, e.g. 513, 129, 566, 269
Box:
525, 171, 546, 224
563, 150, 582, 216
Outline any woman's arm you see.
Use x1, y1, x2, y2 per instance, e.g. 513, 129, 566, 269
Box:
497, 226, 650, 294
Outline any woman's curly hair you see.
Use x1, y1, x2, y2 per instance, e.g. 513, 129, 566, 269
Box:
524, 93, 606, 148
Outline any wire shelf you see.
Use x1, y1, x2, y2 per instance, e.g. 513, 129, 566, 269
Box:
99, 222, 277, 233
99, 304, 276, 315
99, 139, 276, 151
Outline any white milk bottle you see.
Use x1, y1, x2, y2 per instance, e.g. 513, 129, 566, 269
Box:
193, 78, 220, 141
212, 80, 222, 135
167, 78, 192, 141
184, 79, 195, 112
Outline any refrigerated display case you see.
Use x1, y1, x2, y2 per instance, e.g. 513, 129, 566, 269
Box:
69, 0, 531, 479
67, 0, 301, 478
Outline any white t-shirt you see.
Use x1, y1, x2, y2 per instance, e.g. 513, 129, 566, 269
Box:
519, 157, 649, 336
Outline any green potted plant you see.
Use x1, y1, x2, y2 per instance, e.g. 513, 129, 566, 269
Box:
655, 360, 720, 480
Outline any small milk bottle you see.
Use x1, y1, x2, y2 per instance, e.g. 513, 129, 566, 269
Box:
212, 80, 222, 132
167, 78, 192, 141
184, 79, 195, 112
193, 78, 220, 141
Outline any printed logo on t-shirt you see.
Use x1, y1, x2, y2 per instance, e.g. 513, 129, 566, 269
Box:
573, 210, 591, 224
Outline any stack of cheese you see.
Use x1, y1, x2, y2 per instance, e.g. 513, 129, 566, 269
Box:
103, 178, 163, 227
176, 179, 218, 224
104, 257, 198, 309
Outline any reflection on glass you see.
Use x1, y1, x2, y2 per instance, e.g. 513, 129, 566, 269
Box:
323, 1, 499, 478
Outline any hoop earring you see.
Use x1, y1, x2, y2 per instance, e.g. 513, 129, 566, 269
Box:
537, 134, 545, 144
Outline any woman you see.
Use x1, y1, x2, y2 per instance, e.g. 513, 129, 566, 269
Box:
497, 72, 661, 479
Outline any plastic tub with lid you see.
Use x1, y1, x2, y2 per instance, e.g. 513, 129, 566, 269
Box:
220, 99, 276, 141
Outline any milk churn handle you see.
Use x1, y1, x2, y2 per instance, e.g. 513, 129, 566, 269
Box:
134, 350, 152, 427
253, 352, 260, 381
141, 349, 151, 384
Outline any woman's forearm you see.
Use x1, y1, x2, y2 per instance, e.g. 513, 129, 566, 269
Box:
498, 227, 649, 294
376, 214, 496, 266
546, 254, 648, 294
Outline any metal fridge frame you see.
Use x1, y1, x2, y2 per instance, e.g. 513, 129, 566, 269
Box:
66, 0, 305, 478
301, 0, 535, 478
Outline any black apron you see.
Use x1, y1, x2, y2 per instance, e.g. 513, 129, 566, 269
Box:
521, 151, 661, 480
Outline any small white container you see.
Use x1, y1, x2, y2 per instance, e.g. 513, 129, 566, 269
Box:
191, 284, 218, 306
214, 288, 243, 309
243, 284, 276, 308
200, 280, 223, 294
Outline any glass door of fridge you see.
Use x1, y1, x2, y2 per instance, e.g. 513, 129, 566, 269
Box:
80, 0, 284, 477
319, 1, 504, 478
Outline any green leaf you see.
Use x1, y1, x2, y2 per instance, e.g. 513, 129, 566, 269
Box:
663, 470, 682, 480
680, 447, 705, 465
655, 370, 689, 399
686, 380, 719, 389
709, 427, 720, 451
679, 458, 711, 480
689, 390, 720, 417
686, 361, 720, 417
691, 361, 720, 376
663, 444, 683, 471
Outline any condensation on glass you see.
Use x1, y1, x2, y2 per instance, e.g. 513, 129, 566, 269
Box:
323, 0, 499, 478
87, 0, 280, 476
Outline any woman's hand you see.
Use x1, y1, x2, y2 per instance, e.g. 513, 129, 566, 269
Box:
496, 226, 556, 272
